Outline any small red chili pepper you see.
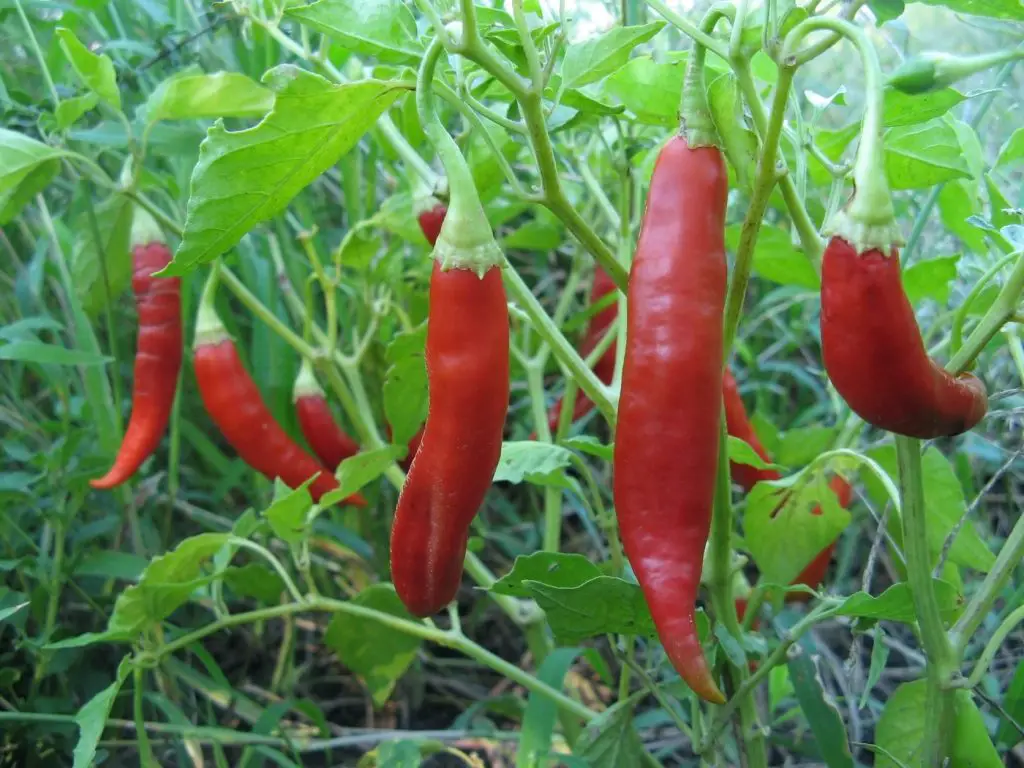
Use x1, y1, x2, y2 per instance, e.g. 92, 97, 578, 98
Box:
293, 361, 360, 470
417, 202, 447, 247
614, 135, 728, 704
546, 266, 617, 434
821, 238, 987, 438
92, 222, 182, 489
193, 291, 365, 507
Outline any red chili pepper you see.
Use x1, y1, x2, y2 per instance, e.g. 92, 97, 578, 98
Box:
194, 328, 365, 506
91, 238, 182, 489
417, 202, 447, 247
820, 242, 987, 439
293, 361, 360, 470
546, 266, 617, 433
391, 263, 509, 616
614, 136, 727, 704
722, 369, 779, 491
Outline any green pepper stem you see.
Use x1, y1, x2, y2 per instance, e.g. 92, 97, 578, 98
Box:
193, 262, 229, 347
417, 36, 502, 275
784, 18, 899, 253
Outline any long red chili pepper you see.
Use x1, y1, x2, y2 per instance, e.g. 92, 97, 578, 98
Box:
193, 296, 365, 507
391, 262, 509, 616
293, 361, 360, 470
546, 266, 617, 433
821, 238, 987, 438
92, 224, 182, 489
391, 43, 509, 618
614, 135, 727, 704
724, 369, 852, 596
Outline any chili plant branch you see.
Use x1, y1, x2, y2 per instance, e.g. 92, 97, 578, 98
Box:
895, 435, 956, 767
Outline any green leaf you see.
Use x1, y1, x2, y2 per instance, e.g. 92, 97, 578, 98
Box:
374, 741, 422, 767
383, 324, 427, 448
523, 576, 657, 645
493, 441, 573, 485
707, 72, 758, 191
903, 255, 960, 305
502, 208, 564, 251
490, 552, 604, 597
603, 55, 685, 126
876, 680, 1002, 767
56, 27, 120, 109
0, 601, 28, 623
864, 446, 995, 573
883, 87, 965, 128
725, 224, 819, 289
776, 426, 839, 468
884, 118, 972, 190
73, 657, 131, 768
168, 69, 402, 275
788, 646, 854, 768
834, 582, 961, 624
142, 71, 274, 124
517, 647, 582, 766
745, 472, 851, 585
860, 627, 890, 709
909, 0, 1024, 18
727, 435, 777, 471
562, 435, 613, 462
561, 22, 664, 90
263, 480, 315, 546
284, 0, 422, 64
0, 129, 67, 225
0, 341, 110, 367
106, 533, 230, 637
324, 585, 421, 706
224, 563, 285, 603
575, 699, 644, 768
996, 126, 1024, 168
73, 551, 149, 581
870, 0, 906, 23
55, 93, 100, 130
70, 193, 135, 316
321, 445, 401, 507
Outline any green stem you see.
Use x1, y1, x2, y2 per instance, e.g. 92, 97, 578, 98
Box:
734, 62, 823, 263
723, 65, 795, 353
966, 603, 1024, 688
699, 602, 835, 752
707, 419, 766, 768
152, 597, 591, 721
133, 666, 155, 764
951, 511, 1024, 655
503, 266, 616, 425
895, 436, 956, 767
14, 0, 59, 106
218, 267, 316, 359
947, 247, 1024, 373
644, 0, 729, 60
949, 251, 1019, 357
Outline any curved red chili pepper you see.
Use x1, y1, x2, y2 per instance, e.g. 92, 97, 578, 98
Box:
91, 242, 182, 489
821, 237, 987, 438
614, 136, 727, 704
293, 363, 360, 470
417, 203, 447, 247
194, 339, 365, 506
546, 266, 617, 433
390, 262, 509, 616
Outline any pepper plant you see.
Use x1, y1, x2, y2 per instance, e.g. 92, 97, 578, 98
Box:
0, 0, 1022, 766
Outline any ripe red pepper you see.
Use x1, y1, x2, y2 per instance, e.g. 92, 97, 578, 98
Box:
92, 236, 182, 489
722, 369, 778, 491
546, 266, 617, 433
614, 136, 727, 704
390, 262, 509, 616
821, 238, 987, 438
193, 310, 365, 506
293, 361, 360, 470
417, 202, 447, 247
